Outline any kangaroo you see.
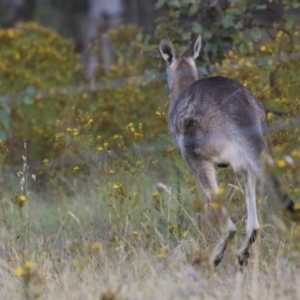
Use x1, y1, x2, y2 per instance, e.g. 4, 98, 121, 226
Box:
159, 35, 299, 268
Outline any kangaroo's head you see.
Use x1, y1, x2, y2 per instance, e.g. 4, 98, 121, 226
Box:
159, 35, 202, 102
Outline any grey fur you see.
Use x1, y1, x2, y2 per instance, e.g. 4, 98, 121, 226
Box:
159, 35, 268, 267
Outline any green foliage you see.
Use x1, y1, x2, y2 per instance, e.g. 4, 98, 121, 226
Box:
0, 23, 167, 170
52, 24, 168, 178
155, 0, 298, 63
0, 2, 300, 196
219, 28, 300, 152
0, 22, 85, 163
0, 22, 83, 93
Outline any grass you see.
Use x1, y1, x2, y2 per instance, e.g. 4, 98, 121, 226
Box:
0, 150, 300, 299
1, 222, 300, 299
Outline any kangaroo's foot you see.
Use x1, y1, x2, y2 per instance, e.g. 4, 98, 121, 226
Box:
210, 230, 236, 268
236, 229, 259, 268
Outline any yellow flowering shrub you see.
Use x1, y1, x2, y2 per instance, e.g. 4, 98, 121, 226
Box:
1, 21, 300, 195
219, 28, 300, 154
0, 22, 85, 166
75, 24, 167, 143
0, 22, 167, 173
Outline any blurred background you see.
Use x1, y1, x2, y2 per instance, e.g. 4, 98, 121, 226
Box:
2, 3, 300, 295
0, 0, 158, 78
0, 0, 300, 188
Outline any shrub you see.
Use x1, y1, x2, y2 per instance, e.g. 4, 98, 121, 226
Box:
0, 22, 85, 165
0, 23, 168, 173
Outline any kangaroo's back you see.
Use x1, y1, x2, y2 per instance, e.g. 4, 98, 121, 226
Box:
169, 76, 266, 142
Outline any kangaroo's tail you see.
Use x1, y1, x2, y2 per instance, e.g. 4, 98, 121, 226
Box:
266, 162, 300, 222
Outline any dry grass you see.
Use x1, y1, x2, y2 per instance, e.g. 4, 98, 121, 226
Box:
1, 241, 300, 299
0, 139, 299, 299
0, 181, 299, 300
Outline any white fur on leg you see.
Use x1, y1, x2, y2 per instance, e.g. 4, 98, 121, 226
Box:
244, 169, 260, 234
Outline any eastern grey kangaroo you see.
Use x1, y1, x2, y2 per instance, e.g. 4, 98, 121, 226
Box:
159, 35, 299, 267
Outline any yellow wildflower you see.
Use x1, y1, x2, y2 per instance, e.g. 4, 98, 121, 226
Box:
132, 231, 139, 236
216, 187, 226, 196
152, 191, 159, 198
72, 129, 79, 136
7, 29, 16, 38
82, 93, 88, 99
293, 203, 300, 211
14, 267, 24, 277
260, 46, 266, 51
25, 261, 35, 269
18, 195, 26, 203
210, 202, 219, 210
14, 52, 20, 60
267, 112, 274, 122
275, 159, 286, 168
291, 150, 300, 158
182, 231, 189, 238
157, 252, 166, 258
73, 166, 79, 173
97, 147, 103, 152
113, 183, 125, 197
12, 195, 27, 207
169, 224, 177, 233
134, 132, 141, 139
91, 242, 102, 250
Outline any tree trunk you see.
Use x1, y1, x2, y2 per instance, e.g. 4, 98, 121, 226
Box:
84, 0, 124, 80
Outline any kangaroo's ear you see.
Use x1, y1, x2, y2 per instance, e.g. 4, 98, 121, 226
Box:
159, 37, 176, 64
182, 35, 202, 60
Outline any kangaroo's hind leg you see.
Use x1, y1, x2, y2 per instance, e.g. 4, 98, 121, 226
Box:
237, 167, 260, 267
195, 159, 237, 268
